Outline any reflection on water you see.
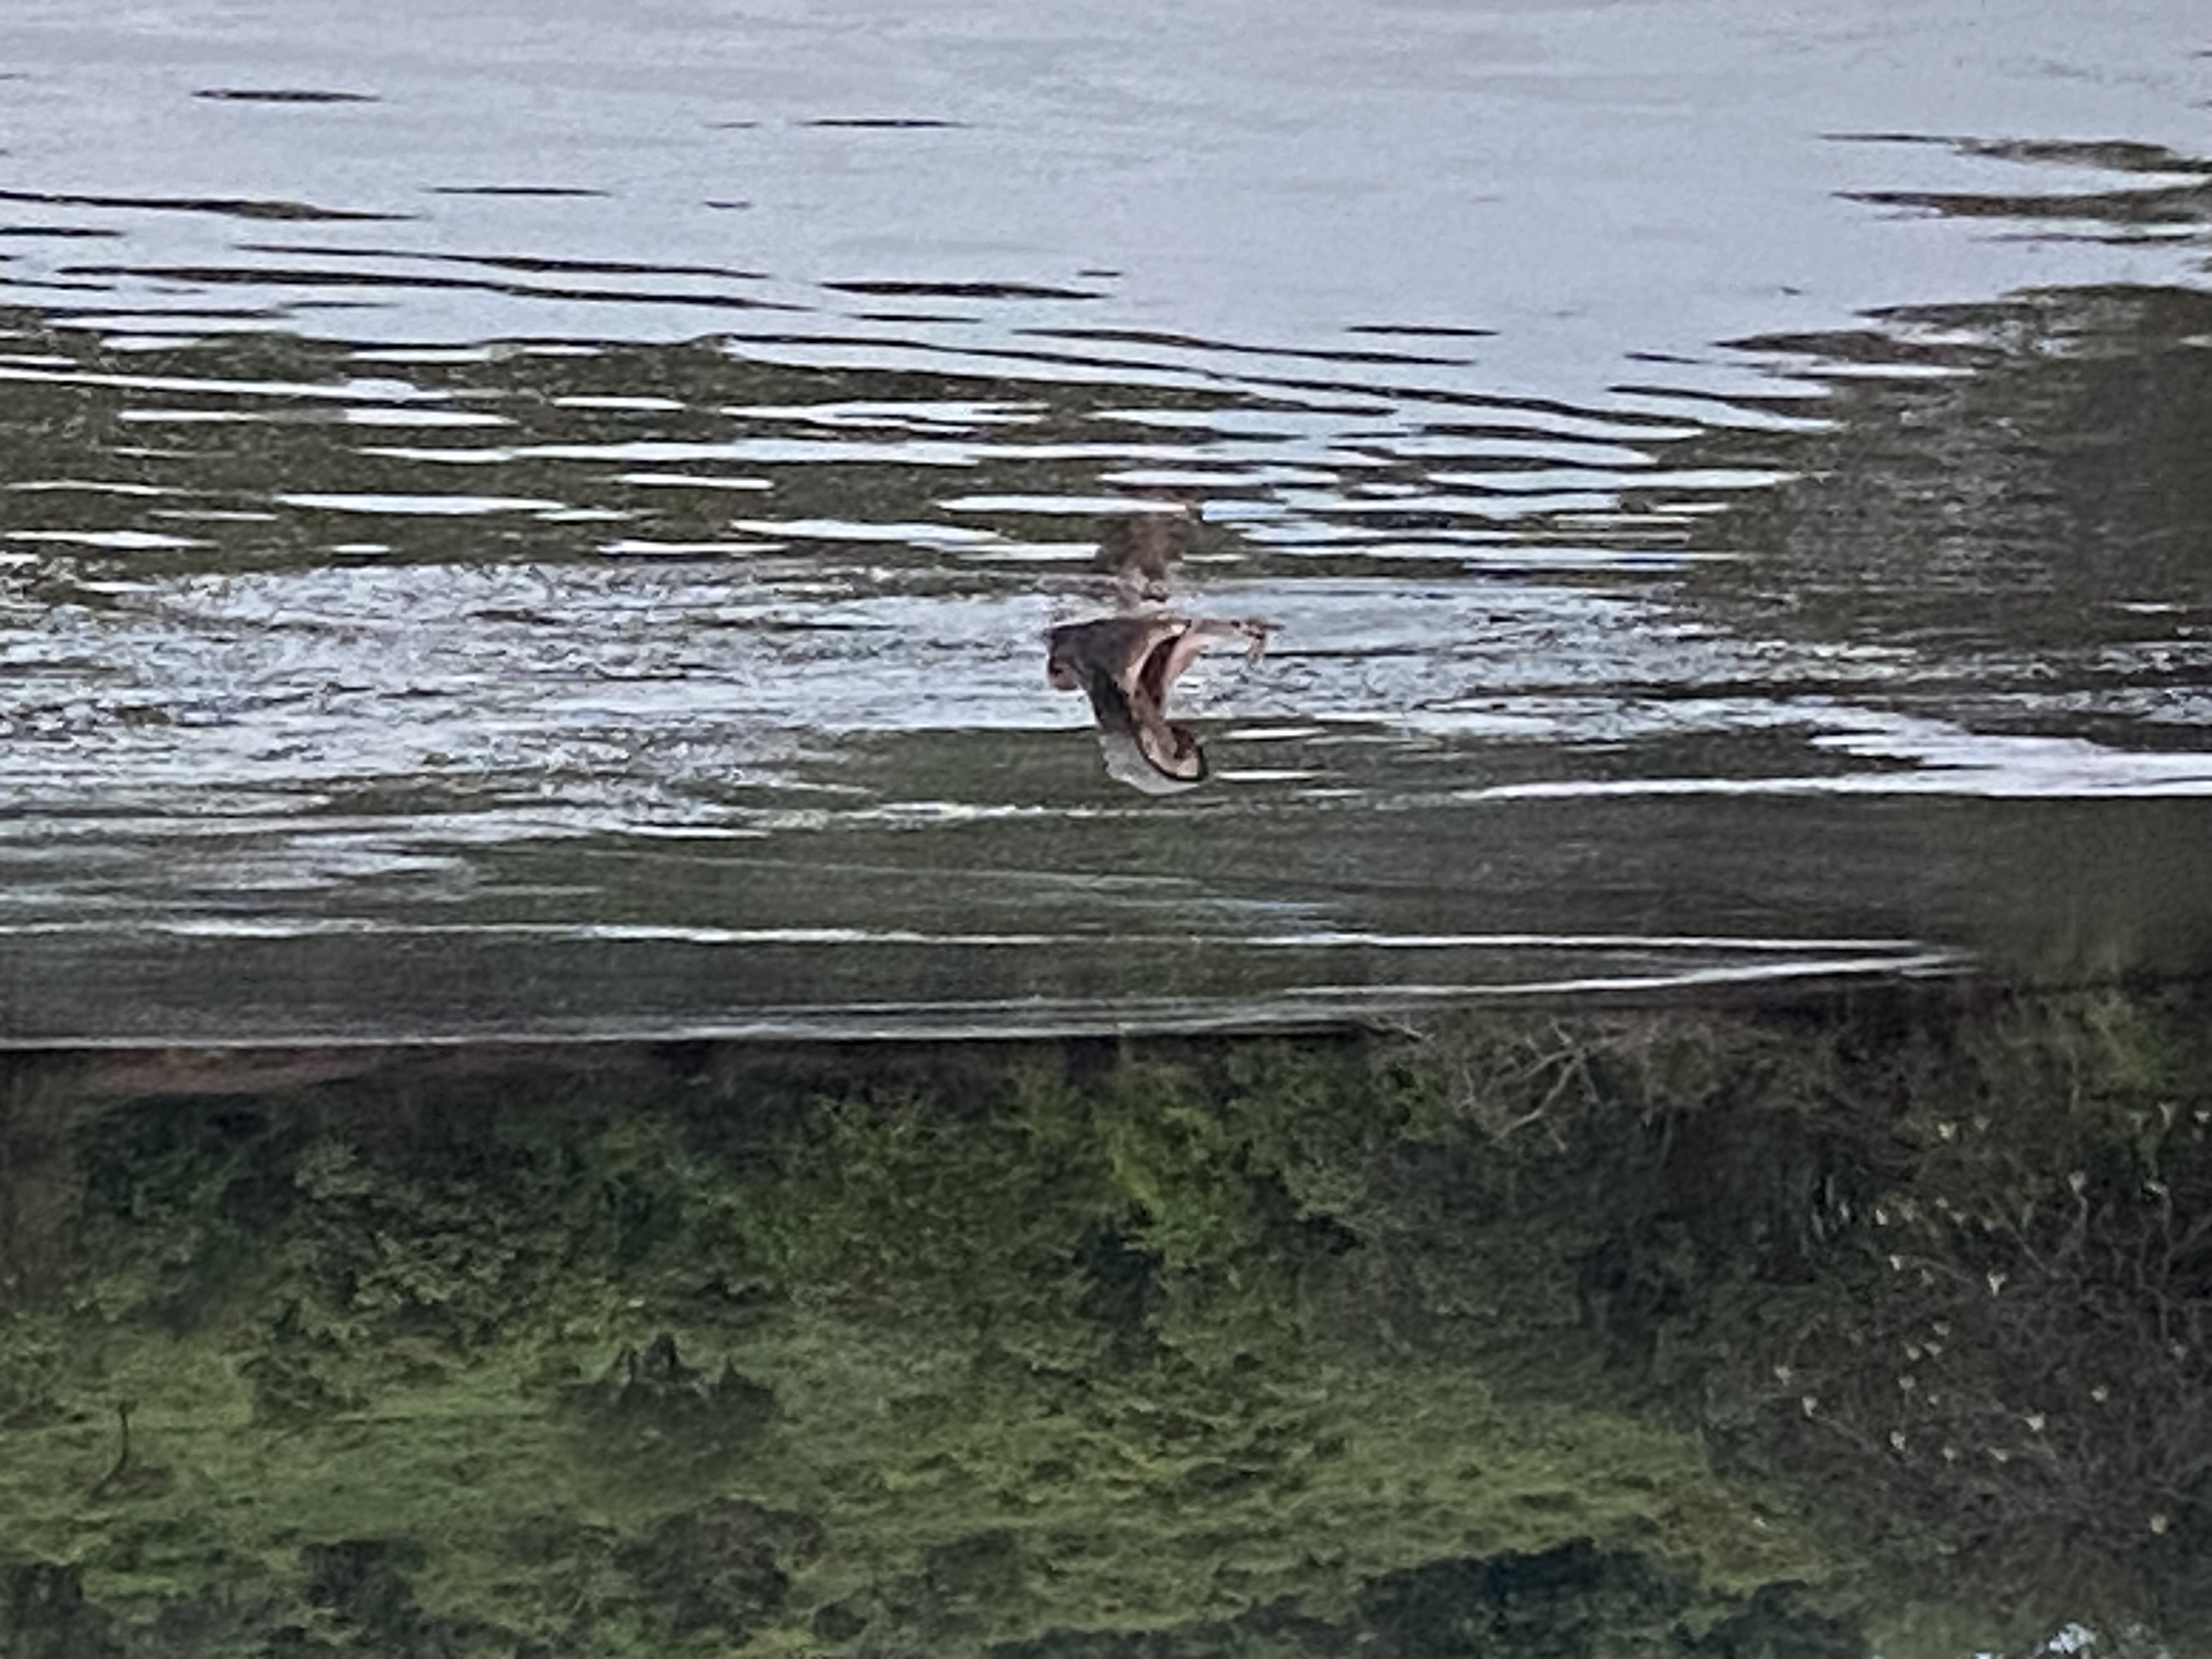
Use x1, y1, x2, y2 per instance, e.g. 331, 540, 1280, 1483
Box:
3, 986, 2209, 1658
1046, 518, 1275, 799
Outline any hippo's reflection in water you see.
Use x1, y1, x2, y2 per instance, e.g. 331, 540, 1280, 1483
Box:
1048, 498, 1273, 793
1047, 613, 1272, 794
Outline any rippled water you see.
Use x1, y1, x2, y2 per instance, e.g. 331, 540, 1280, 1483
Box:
3, 0, 2210, 1041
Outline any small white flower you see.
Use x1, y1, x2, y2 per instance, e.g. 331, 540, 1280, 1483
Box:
1889, 1430, 1907, 1452
2149, 1514, 2169, 1535
1942, 1445, 1959, 1463
2025, 1413, 2045, 1432
1936, 1121, 1956, 1142
2067, 1171, 2086, 1195
1801, 1395, 1819, 1417
2090, 1385, 2109, 1404
1987, 1270, 2006, 1295
1773, 1363, 1793, 1384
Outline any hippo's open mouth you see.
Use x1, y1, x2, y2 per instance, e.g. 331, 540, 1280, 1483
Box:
1045, 613, 1272, 794
1136, 623, 1202, 706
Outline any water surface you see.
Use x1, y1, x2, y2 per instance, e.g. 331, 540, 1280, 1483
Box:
3, 0, 2210, 1041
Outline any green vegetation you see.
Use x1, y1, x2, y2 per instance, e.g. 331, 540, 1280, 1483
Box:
2, 984, 2208, 1657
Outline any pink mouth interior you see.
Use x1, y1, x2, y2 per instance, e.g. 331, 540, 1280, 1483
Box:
1136, 627, 1205, 707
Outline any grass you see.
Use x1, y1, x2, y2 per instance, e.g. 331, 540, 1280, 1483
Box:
2, 982, 2207, 1657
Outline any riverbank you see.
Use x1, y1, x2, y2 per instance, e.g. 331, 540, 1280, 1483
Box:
2, 978, 2207, 1658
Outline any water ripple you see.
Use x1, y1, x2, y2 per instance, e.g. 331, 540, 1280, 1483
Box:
2, 0, 2210, 1037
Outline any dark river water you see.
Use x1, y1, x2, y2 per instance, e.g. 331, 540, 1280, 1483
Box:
3, 0, 2210, 1041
